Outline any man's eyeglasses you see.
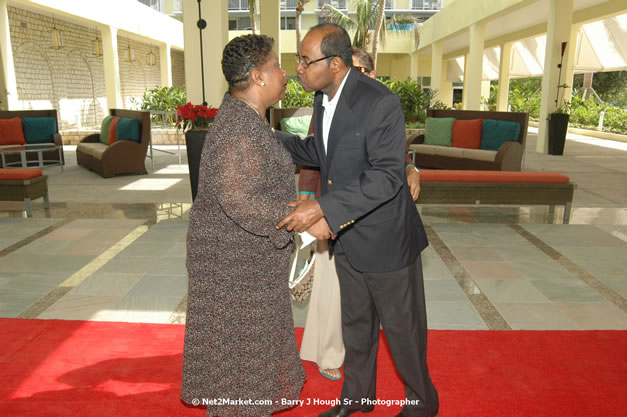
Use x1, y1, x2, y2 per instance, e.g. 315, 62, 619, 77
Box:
354, 66, 371, 74
295, 54, 339, 68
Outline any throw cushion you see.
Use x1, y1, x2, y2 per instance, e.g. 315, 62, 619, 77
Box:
100, 115, 114, 145
108, 117, 120, 145
116, 117, 141, 143
424, 117, 455, 147
480, 120, 521, 151
22, 117, 56, 144
452, 119, 483, 149
280, 115, 312, 137
0, 117, 26, 145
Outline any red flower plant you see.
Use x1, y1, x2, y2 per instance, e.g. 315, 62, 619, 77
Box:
176, 102, 218, 131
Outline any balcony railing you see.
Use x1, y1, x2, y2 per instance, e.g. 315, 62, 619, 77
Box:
228, 0, 250, 11
317, 0, 347, 10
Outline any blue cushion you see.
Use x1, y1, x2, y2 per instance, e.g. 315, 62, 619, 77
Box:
22, 117, 56, 144
480, 120, 521, 151
116, 117, 141, 143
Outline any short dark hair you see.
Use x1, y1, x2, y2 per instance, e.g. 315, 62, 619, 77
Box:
222, 34, 274, 91
309, 23, 352, 67
352, 47, 374, 73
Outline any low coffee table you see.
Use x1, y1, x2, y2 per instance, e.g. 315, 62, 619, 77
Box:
0, 144, 64, 171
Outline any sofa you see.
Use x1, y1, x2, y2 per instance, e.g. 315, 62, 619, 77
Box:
76, 109, 150, 178
409, 109, 529, 171
0, 109, 64, 168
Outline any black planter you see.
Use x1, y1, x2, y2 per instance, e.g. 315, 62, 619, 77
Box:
185, 129, 208, 201
548, 113, 569, 155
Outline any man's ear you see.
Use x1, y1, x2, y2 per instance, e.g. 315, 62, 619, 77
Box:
329, 57, 344, 74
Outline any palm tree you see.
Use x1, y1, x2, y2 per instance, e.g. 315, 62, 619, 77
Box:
321, 0, 421, 70
296, 0, 312, 56
371, 0, 386, 69
248, 0, 256, 34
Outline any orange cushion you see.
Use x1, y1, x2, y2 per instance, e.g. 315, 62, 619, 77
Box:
452, 119, 483, 149
0, 168, 43, 180
0, 118, 27, 146
419, 170, 570, 184
108, 117, 119, 145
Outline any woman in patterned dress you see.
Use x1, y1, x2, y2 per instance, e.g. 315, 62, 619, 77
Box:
181, 34, 305, 417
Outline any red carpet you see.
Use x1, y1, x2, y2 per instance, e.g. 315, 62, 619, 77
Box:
0, 319, 625, 416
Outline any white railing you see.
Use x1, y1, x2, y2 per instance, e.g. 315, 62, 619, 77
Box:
411, 0, 442, 11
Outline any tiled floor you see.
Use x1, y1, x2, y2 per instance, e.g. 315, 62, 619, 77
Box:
1, 129, 626, 331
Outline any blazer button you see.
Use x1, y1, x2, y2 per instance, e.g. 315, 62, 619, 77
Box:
328, 179, 333, 184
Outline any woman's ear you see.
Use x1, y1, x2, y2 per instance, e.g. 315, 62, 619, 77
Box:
250, 68, 264, 87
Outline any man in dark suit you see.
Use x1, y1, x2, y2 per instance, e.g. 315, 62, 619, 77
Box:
276, 24, 439, 417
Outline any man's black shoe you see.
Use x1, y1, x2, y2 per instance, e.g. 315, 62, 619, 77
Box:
317, 405, 375, 417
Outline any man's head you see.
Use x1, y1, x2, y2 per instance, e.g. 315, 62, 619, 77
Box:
296, 24, 352, 95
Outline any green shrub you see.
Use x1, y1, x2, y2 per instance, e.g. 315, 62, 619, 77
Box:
283, 79, 314, 108
131, 86, 187, 125
381, 78, 449, 124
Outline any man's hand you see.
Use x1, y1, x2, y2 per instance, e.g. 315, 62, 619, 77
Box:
407, 168, 421, 201
307, 217, 336, 240
277, 199, 324, 233
298, 193, 311, 201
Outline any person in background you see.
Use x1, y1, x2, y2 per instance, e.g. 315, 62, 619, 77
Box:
298, 47, 422, 382
181, 34, 305, 417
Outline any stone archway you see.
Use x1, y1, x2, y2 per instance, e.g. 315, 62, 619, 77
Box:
13, 41, 55, 111
63, 49, 101, 129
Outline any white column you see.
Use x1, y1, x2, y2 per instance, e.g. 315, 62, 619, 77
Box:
497, 42, 513, 111
537, 0, 574, 153
0, 0, 18, 109
462, 54, 469, 109
430, 40, 443, 95
159, 42, 172, 87
100, 25, 123, 109
410, 51, 419, 79
481, 80, 491, 110
183, 0, 228, 107
260, 0, 281, 65
465, 22, 486, 110
562, 23, 581, 104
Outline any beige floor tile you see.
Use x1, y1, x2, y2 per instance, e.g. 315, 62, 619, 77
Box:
554, 302, 627, 330
463, 261, 525, 280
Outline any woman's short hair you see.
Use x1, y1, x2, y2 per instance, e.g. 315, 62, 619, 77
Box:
352, 47, 374, 73
222, 34, 274, 91
310, 23, 352, 67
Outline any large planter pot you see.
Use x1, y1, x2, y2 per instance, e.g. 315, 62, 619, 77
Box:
548, 113, 569, 155
185, 129, 208, 201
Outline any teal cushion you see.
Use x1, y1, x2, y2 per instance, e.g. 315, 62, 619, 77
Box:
424, 117, 455, 147
280, 115, 312, 137
480, 120, 521, 151
100, 115, 114, 145
22, 117, 56, 144
116, 117, 141, 143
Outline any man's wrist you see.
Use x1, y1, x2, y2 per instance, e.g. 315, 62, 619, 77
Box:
406, 164, 419, 173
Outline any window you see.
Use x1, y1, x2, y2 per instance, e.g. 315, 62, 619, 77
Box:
411, 0, 441, 10
385, 0, 395, 9
229, 16, 252, 30
318, 0, 346, 10
281, 16, 296, 30
281, 0, 298, 9
137, 0, 160, 11
228, 0, 249, 11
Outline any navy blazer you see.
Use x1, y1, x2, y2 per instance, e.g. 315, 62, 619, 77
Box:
278, 69, 428, 273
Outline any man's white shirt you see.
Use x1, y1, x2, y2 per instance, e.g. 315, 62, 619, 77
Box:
321, 68, 352, 154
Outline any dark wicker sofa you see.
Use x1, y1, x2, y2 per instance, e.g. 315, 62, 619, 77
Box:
0, 109, 64, 168
76, 109, 150, 178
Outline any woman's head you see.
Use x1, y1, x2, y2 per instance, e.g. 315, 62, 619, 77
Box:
222, 34, 287, 104
352, 47, 376, 79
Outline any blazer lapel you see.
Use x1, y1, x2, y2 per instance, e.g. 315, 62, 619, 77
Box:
313, 93, 326, 167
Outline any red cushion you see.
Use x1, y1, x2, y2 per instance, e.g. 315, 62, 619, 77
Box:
0, 168, 43, 180
452, 119, 483, 149
419, 170, 570, 184
108, 117, 119, 145
0, 118, 27, 146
